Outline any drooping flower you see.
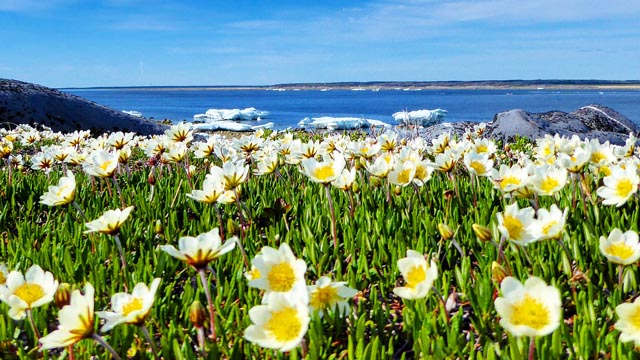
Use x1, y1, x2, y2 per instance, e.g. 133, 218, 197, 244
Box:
96, 278, 161, 332
596, 165, 640, 207
0, 265, 58, 320
393, 250, 438, 300
40, 283, 95, 349
248, 243, 307, 297
244, 292, 310, 352
39, 170, 76, 206
308, 276, 358, 317
84, 206, 134, 235
614, 296, 640, 346
159, 228, 237, 270
599, 228, 640, 265
494, 276, 562, 337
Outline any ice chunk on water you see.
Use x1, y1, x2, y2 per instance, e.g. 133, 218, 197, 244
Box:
193, 107, 269, 122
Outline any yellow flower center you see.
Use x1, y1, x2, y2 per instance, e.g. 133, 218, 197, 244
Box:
267, 262, 296, 292
628, 306, 640, 331
500, 176, 521, 190
503, 215, 524, 240
606, 243, 635, 260
476, 144, 488, 153
511, 295, 550, 330
0, 271, 5, 285
542, 221, 558, 236
312, 165, 335, 182
246, 267, 261, 281
539, 177, 559, 193
591, 151, 606, 164
470, 161, 486, 175
310, 286, 340, 309
415, 165, 427, 180
616, 178, 634, 198
405, 265, 427, 289
14, 283, 45, 307
265, 306, 302, 342
122, 297, 144, 317
397, 168, 413, 184
100, 160, 114, 172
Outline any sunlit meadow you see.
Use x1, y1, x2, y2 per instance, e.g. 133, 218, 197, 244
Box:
1, 122, 640, 359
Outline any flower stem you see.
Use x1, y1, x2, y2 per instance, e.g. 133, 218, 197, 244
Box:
139, 323, 160, 360
528, 337, 535, 360
112, 174, 125, 208
325, 184, 338, 247
619, 265, 624, 288
72, 200, 88, 222
92, 333, 122, 360
198, 269, 217, 340
26, 309, 41, 340
112, 233, 127, 273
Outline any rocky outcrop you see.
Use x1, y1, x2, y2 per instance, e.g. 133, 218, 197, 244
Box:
420, 105, 638, 145
0, 79, 167, 135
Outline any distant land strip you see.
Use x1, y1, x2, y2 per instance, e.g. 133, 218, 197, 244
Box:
61, 80, 640, 91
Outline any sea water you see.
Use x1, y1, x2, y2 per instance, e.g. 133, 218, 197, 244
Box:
62, 88, 640, 130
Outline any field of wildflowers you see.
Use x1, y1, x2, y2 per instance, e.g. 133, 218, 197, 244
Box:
1, 122, 640, 359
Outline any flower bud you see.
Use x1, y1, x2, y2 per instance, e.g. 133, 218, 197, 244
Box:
369, 176, 382, 188
393, 185, 402, 196
351, 181, 360, 194
227, 219, 240, 236
190, 301, 206, 328
54, 283, 72, 309
154, 220, 163, 235
147, 172, 156, 186
472, 223, 492, 242
491, 261, 509, 284
443, 189, 454, 201
438, 223, 454, 240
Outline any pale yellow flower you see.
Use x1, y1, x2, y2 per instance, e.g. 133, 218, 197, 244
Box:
393, 250, 438, 300
96, 278, 161, 332
0, 265, 58, 320
39, 283, 95, 349
615, 296, 640, 346
244, 292, 310, 352
308, 276, 358, 317
494, 276, 561, 337
599, 228, 640, 265
84, 206, 134, 235
159, 228, 237, 270
39, 170, 76, 206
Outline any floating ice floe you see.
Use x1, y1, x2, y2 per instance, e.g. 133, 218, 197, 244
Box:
190, 121, 274, 132
298, 117, 390, 131
122, 110, 143, 117
392, 109, 447, 127
193, 107, 269, 121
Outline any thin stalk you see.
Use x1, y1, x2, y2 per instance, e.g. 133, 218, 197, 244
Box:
199, 268, 217, 340
112, 174, 125, 208
528, 337, 535, 360
233, 189, 250, 268
5, 159, 11, 187
26, 309, 41, 340
214, 205, 225, 240
68, 345, 75, 360
92, 333, 122, 360
139, 323, 160, 360
196, 326, 206, 357
71, 200, 88, 221
325, 184, 338, 247
112, 233, 128, 275
619, 265, 624, 288
431, 287, 450, 324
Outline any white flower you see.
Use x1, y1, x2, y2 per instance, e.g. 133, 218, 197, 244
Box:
244, 292, 310, 352
496, 203, 537, 246
159, 228, 237, 269
494, 276, 561, 337
463, 151, 493, 177
39, 170, 76, 206
615, 296, 640, 346
596, 165, 639, 207
96, 278, 161, 332
599, 228, 640, 265
84, 206, 134, 235
530, 205, 568, 241
248, 243, 307, 298
531, 164, 567, 196
301, 153, 346, 184
331, 167, 357, 191
40, 283, 95, 349
0, 265, 58, 320
393, 250, 438, 300
308, 276, 358, 317
83, 150, 119, 178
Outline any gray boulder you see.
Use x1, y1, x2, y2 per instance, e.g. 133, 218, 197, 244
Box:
0, 79, 168, 135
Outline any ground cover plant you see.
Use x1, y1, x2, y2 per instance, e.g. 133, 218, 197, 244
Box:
0, 122, 640, 359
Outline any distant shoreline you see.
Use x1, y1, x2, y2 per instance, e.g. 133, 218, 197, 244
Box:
60, 80, 640, 91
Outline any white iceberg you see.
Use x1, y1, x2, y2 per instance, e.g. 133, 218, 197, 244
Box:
122, 110, 143, 117
189, 121, 274, 132
392, 109, 447, 127
298, 117, 390, 131
193, 107, 269, 122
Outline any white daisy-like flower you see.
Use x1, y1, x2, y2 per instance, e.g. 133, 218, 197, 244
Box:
599, 228, 640, 265
0, 265, 58, 320
96, 278, 161, 332
308, 276, 358, 317
393, 250, 438, 300
248, 243, 307, 298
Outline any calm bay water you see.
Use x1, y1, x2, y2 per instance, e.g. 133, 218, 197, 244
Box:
62, 88, 640, 130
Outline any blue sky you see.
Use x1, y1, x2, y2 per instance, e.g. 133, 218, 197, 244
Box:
1, 0, 639, 87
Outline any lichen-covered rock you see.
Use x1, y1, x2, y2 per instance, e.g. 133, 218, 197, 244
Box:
0, 79, 168, 135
